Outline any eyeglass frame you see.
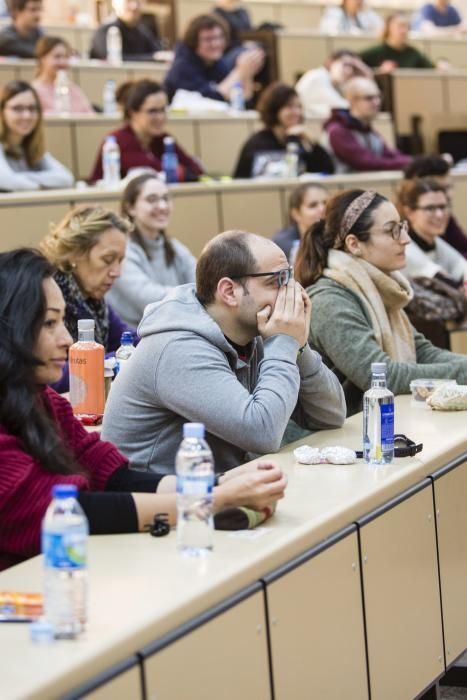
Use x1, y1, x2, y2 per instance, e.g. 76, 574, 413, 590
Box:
230, 266, 294, 288
360, 219, 410, 241
5, 104, 39, 114
414, 203, 451, 214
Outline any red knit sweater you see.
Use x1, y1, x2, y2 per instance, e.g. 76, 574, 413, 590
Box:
0, 388, 127, 570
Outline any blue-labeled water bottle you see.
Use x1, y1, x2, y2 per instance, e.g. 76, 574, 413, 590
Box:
363, 362, 394, 465
115, 330, 135, 376
42, 484, 89, 638
230, 81, 245, 112
161, 136, 178, 184
176, 423, 214, 556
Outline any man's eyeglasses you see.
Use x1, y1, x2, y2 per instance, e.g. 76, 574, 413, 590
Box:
230, 267, 294, 288
356, 94, 381, 102
415, 203, 451, 214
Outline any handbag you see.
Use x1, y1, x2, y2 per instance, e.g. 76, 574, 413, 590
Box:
406, 276, 466, 323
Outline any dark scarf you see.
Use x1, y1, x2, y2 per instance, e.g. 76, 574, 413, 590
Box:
54, 270, 109, 346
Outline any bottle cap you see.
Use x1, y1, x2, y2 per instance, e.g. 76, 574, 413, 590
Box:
163, 136, 175, 146
78, 319, 95, 331
183, 423, 205, 439
106, 135, 117, 143
52, 484, 78, 499
30, 619, 55, 645
371, 362, 387, 374
120, 331, 133, 344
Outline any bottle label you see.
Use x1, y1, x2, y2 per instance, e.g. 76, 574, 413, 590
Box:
42, 532, 86, 569
380, 404, 394, 448
177, 473, 214, 497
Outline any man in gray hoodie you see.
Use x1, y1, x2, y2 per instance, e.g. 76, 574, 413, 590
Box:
102, 230, 346, 473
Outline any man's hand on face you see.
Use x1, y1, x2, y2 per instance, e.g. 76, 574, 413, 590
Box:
257, 280, 311, 348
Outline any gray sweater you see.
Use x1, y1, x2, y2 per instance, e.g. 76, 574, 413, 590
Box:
102, 284, 346, 474
0, 143, 74, 191
106, 236, 196, 326
308, 277, 467, 416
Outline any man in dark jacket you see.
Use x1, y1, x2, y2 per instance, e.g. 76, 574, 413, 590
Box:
164, 14, 264, 103
89, 0, 165, 61
322, 76, 412, 173
0, 0, 43, 58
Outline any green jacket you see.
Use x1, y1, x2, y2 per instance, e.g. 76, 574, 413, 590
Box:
360, 42, 434, 69
307, 278, 467, 416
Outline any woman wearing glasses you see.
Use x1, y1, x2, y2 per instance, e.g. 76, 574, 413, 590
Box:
295, 188, 467, 415
0, 80, 74, 191
397, 178, 467, 289
89, 80, 203, 183
107, 173, 196, 326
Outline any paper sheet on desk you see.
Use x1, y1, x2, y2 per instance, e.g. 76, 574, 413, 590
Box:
170, 89, 230, 113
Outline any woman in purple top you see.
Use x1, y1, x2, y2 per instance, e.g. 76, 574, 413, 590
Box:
39, 206, 135, 392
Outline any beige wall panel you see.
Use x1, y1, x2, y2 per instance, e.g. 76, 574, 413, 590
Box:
144, 591, 271, 700
0, 203, 71, 250
73, 66, 131, 106
221, 188, 284, 236
43, 122, 74, 172
166, 121, 197, 157
74, 121, 118, 181
82, 666, 142, 700
169, 191, 219, 253
197, 120, 252, 175
130, 64, 168, 84
435, 461, 467, 662
448, 328, 467, 354
445, 76, 467, 113
268, 532, 368, 700
0, 64, 18, 84
277, 34, 328, 82
360, 486, 444, 700
329, 34, 375, 55
17, 64, 35, 83
450, 173, 467, 227
176, 0, 212, 35
279, 4, 322, 29
248, 2, 279, 25
392, 74, 444, 134
427, 41, 467, 69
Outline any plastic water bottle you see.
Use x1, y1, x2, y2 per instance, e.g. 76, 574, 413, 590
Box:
176, 423, 215, 556
106, 25, 122, 64
115, 331, 135, 375
102, 135, 121, 186
102, 79, 117, 115
230, 81, 245, 112
54, 70, 71, 115
42, 484, 89, 639
161, 136, 178, 184
363, 362, 394, 465
285, 141, 299, 178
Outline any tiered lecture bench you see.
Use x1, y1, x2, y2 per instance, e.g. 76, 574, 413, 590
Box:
42, 111, 395, 180
0, 396, 466, 699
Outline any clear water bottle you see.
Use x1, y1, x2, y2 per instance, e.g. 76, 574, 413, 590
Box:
106, 25, 122, 65
42, 484, 89, 639
54, 69, 71, 115
176, 423, 215, 556
363, 362, 394, 465
285, 141, 299, 178
102, 135, 121, 186
102, 79, 117, 115
161, 136, 178, 184
230, 81, 245, 112
115, 331, 135, 375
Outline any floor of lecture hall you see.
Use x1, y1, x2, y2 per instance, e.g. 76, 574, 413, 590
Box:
440, 652, 467, 699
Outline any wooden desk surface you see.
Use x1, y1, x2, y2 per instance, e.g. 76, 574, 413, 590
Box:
0, 396, 466, 700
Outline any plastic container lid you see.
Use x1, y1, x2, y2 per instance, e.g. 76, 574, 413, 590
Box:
52, 484, 78, 499
120, 331, 134, 344
371, 362, 387, 373
77, 319, 95, 330
183, 423, 205, 439
30, 619, 55, 644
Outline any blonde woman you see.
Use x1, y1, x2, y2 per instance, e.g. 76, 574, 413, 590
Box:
0, 80, 74, 191
40, 206, 134, 391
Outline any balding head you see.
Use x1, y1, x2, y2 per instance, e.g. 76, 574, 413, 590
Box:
343, 77, 381, 123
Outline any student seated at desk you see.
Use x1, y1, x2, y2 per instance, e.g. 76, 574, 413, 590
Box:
164, 14, 264, 104
360, 13, 434, 71
294, 189, 467, 416
89, 80, 203, 183
322, 77, 412, 173
0, 0, 43, 58
39, 206, 135, 392
273, 183, 327, 263
0, 249, 287, 571
319, 0, 383, 35
403, 155, 467, 259
32, 36, 95, 115
0, 80, 74, 192
107, 173, 196, 327
233, 82, 334, 179
102, 229, 346, 473
412, 0, 465, 35
89, 0, 166, 62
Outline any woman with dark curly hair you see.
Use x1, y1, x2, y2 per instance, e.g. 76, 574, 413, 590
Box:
233, 82, 334, 178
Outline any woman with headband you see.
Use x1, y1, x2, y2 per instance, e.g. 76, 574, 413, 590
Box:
295, 189, 467, 415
